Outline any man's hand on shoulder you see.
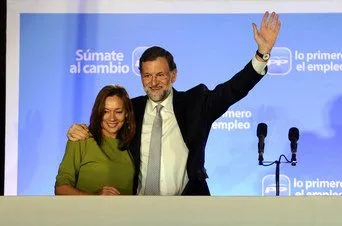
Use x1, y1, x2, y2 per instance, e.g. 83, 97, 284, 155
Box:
67, 123, 90, 141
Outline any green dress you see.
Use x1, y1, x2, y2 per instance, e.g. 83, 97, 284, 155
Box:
55, 136, 134, 195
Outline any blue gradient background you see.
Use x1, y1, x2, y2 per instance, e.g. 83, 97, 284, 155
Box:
18, 13, 342, 195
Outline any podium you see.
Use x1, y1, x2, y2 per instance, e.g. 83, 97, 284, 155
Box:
0, 196, 341, 225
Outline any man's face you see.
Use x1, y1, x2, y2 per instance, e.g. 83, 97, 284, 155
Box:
140, 57, 177, 102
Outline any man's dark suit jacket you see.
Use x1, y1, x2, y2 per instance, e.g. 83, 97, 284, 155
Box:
130, 61, 264, 195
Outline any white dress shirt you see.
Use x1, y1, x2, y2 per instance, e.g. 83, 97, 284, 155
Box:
252, 56, 268, 74
138, 90, 189, 195
137, 56, 267, 195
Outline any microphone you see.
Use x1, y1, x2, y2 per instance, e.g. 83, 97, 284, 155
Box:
288, 127, 299, 166
257, 123, 267, 165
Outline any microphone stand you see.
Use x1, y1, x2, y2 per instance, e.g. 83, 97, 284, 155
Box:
260, 155, 294, 196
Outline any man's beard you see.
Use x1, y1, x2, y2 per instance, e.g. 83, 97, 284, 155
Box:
144, 85, 172, 103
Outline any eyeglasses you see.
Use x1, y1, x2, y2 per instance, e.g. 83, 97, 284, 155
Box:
141, 72, 170, 83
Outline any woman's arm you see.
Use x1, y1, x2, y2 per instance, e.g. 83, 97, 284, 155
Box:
55, 184, 92, 195
55, 185, 120, 195
55, 141, 84, 194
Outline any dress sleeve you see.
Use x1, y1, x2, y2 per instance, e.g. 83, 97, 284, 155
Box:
55, 141, 84, 187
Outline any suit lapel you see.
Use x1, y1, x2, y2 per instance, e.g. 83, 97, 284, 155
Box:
131, 96, 148, 167
172, 88, 188, 146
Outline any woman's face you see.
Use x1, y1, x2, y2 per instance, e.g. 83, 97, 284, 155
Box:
101, 95, 126, 138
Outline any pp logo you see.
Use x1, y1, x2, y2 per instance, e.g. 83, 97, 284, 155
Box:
267, 47, 292, 75
262, 174, 291, 196
132, 46, 149, 76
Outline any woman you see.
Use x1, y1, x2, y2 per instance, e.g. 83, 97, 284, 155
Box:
55, 85, 136, 195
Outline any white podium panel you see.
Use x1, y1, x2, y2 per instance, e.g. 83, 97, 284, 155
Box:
0, 196, 341, 225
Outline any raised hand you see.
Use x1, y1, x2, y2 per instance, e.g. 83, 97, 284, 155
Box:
252, 11, 281, 54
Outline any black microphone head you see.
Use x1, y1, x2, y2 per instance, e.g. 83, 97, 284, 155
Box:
288, 127, 299, 142
257, 123, 267, 138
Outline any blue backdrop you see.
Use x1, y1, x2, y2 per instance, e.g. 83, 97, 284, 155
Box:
18, 13, 342, 195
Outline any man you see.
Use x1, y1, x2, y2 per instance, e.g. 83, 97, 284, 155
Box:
68, 11, 281, 195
